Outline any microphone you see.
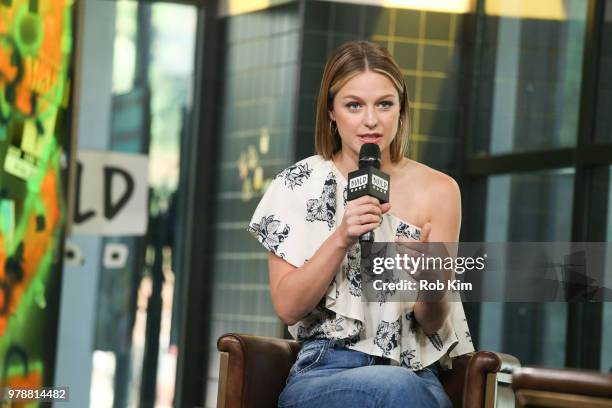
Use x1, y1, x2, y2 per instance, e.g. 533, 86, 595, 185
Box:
347, 144, 390, 244
358, 143, 381, 170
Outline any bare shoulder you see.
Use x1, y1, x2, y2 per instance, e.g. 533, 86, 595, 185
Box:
388, 158, 460, 230
395, 159, 461, 239
396, 158, 460, 199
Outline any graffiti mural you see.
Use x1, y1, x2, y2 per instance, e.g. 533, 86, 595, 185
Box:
0, 0, 74, 402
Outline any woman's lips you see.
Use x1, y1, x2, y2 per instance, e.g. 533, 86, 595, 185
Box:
358, 135, 382, 143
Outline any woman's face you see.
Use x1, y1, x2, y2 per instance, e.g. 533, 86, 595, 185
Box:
329, 70, 400, 159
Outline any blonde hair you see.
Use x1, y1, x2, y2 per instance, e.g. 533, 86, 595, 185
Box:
314, 41, 410, 163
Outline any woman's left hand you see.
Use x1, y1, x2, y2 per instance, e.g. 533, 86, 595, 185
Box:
394, 223, 454, 300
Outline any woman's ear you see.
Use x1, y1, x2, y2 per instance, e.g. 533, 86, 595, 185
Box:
328, 110, 335, 122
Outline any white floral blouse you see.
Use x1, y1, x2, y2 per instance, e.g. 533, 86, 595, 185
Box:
247, 155, 474, 370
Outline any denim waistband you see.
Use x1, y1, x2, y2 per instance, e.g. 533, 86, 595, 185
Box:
303, 337, 359, 350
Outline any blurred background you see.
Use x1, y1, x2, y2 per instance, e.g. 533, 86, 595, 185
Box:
0, 0, 611, 407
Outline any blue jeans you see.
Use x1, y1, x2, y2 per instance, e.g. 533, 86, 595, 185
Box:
278, 339, 453, 408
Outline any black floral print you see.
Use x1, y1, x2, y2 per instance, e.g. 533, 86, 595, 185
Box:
321, 316, 346, 333
326, 277, 340, 300
427, 333, 444, 351
405, 311, 419, 333
333, 321, 363, 348
296, 308, 346, 340
344, 244, 361, 297
359, 245, 399, 304
277, 162, 313, 189
306, 172, 337, 230
396, 221, 421, 241
296, 312, 329, 340
374, 274, 400, 305
400, 349, 422, 370
412, 362, 424, 370
296, 324, 322, 340
374, 317, 401, 356
247, 215, 290, 252
340, 336, 360, 348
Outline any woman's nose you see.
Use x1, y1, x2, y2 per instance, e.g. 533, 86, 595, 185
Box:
363, 107, 377, 128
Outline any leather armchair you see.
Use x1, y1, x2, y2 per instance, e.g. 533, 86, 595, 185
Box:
216, 333, 520, 408
512, 366, 612, 407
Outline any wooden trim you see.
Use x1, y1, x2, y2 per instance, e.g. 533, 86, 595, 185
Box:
217, 352, 229, 408
516, 389, 612, 408
484, 373, 497, 408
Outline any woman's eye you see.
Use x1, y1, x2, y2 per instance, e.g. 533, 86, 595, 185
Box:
346, 102, 360, 110
379, 101, 394, 108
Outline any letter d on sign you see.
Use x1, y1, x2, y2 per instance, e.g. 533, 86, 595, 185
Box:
104, 166, 135, 220
73, 150, 148, 236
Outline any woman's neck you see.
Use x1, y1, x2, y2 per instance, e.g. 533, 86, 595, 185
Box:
332, 148, 394, 178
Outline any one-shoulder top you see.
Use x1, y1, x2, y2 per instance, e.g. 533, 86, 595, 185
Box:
247, 155, 474, 370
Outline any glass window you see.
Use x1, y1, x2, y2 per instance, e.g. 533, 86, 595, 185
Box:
86, 2, 198, 406
472, 0, 587, 154
479, 169, 574, 367
205, 5, 301, 407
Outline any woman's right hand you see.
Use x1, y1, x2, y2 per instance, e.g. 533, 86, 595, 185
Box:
335, 195, 391, 249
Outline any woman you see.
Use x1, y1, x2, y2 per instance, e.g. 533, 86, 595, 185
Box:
247, 41, 473, 407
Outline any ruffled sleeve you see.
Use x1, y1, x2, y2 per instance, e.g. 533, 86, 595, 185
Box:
247, 156, 335, 268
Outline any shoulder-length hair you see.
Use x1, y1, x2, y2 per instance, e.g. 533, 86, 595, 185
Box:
314, 41, 410, 163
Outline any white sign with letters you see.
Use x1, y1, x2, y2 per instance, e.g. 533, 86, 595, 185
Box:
73, 150, 149, 236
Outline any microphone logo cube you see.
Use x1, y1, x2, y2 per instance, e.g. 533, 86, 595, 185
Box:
347, 168, 390, 203
349, 174, 368, 190
372, 174, 389, 193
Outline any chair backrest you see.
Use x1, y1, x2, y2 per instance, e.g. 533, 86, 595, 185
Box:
512, 366, 612, 408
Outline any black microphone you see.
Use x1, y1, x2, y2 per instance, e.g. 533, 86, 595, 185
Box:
347, 144, 390, 244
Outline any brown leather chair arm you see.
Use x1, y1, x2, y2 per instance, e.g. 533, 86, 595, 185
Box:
460, 351, 520, 408
217, 333, 301, 408
512, 367, 612, 398
440, 352, 474, 407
